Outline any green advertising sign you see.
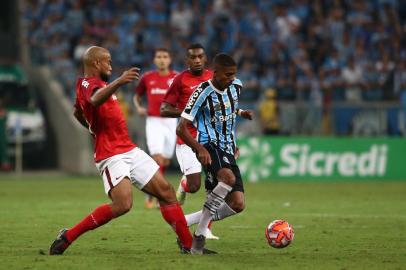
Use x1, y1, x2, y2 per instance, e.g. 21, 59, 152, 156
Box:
237, 137, 406, 181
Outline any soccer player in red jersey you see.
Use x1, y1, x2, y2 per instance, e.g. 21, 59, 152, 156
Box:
160, 44, 218, 239
133, 48, 178, 209
49, 46, 195, 255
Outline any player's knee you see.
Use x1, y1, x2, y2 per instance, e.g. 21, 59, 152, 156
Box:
217, 169, 236, 187
188, 180, 201, 193
229, 199, 245, 213
186, 174, 201, 193
157, 180, 176, 202
113, 198, 133, 216
121, 199, 133, 214
160, 179, 174, 194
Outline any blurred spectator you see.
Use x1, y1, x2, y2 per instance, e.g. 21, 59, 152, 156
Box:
0, 97, 10, 171
73, 35, 94, 64
274, 3, 301, 45
258, 88, 279, 135
342, 57, 363, 102
394, 60, 406, 135
170, 0, 193, 37
238, 60, 260, 101
21, 0, 406, 131
302, 74, 323, 134
276, 60, 296, 101
394, 60, 406, 98
400, 91, 406, 136
362, 63, 384, 101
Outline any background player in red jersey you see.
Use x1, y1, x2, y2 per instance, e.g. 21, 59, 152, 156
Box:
160, 43, 218, 239
133, 48, 178, 209
49, 46, 195, 255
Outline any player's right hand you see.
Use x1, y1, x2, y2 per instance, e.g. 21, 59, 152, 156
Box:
118, 67, 140, 84
197, 146, 212, 166
137, 107, 147, 116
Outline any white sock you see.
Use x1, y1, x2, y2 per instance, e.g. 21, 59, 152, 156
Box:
186, 202, 237, 227
195, 182, 232, 236
212, 202, 237, 221
185, 210, 202, 227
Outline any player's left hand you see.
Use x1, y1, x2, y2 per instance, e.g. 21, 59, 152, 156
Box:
137, 107, 147, 116
240, 110, 254, 120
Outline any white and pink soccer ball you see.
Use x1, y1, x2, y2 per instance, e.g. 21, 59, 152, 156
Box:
265, 220, 294, 248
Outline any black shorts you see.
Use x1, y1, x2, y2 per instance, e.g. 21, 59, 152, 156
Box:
202, 143, 244, 193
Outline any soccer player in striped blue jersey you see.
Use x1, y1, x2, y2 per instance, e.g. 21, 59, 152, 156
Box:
177, 53, 253, 254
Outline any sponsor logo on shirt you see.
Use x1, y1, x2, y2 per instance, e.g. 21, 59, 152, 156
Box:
185, 86, 204, 110
151, 88, 168, 94
210, 112, 237, 123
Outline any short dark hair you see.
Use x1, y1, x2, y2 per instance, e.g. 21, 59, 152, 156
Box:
213, 53, 236, 67
186, 43, 205, 52
155, 47, 170, 55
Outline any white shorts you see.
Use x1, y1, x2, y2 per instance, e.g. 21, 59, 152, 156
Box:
96, 147, 159, 194
175, 144, 202, 176
146, 116, 177, 159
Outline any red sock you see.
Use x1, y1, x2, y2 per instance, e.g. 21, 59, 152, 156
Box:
160, 203, 192, 249
66, 204, 114, 243
181, 178, 190, 193
208, 220, 213, 229
159, 165, 166, 175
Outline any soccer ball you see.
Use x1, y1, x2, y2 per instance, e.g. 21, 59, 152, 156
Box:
265, 220, 294, 248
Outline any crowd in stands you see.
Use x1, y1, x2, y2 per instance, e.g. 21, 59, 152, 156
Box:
23, 0, 406, 108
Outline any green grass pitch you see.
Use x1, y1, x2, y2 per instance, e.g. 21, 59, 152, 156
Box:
0, 174, 405, 270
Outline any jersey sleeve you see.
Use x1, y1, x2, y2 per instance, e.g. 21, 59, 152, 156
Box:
83, 79, 105, 103
163, 73, 182, 106
234, 78, 242, 102
135, 75, 147, 96
181, 85, 207, 122
233, 78, 243, 87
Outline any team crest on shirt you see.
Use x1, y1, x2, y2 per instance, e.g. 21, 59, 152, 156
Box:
82, 80, 89, 88
214, 104, 222, 111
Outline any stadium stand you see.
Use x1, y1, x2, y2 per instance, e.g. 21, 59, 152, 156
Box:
22, 0, 406, 136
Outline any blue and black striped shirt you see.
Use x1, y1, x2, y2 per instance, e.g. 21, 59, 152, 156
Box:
181, 79, 242, 155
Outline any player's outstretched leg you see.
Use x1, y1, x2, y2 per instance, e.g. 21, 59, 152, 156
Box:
185, 197, 240, 240
192, 169, 236, 254
49, 178, 133, 255
146, 155, 167, 209
142, 171, 193, 252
